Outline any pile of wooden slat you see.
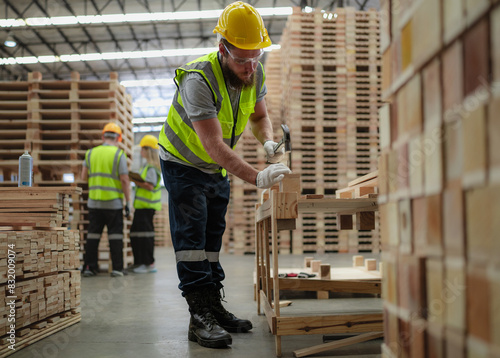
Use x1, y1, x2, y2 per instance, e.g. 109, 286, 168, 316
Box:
379, 0, 500, 357
0, 187, 78, 228
0, 187, 81, 355
0, 230, 80, 283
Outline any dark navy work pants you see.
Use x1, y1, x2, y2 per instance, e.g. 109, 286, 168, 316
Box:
160, 159, 230, 294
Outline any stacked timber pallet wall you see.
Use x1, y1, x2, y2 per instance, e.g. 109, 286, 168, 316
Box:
0, 72, 134, 271
0, 187, 81, 357
237, 6, 381, 255
154, 203, 172, 247
378, 0, 500, 357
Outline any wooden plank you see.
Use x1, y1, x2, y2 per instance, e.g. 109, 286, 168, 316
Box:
298, 198, 377, 214
443, 0, 466, 45
444, 258, 466, 332
442, 40, 464, 122
489, 95, 500, 183
276, 313, 383, 336
422, 57, 442, 131
493, 6, 500, 83
278, 278, 381, 294
293, 331, 383, 357
462, 103, 487, 189
260, 290, 277, 335
347, 170, 378, 187
467, 264, 491, 342
443, 180, 465, 257
412, 0, 441, 69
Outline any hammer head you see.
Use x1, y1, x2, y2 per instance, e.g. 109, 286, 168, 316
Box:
280, 124, 291, 152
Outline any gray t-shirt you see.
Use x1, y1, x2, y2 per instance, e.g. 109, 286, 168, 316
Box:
143, 166, 158, 186
160, 53, 267, 173
83, 143, 129, 209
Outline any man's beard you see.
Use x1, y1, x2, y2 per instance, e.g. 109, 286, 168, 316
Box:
221, 58, 256, 90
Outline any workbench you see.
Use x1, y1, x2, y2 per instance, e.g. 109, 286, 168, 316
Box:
255, 174, 383, 357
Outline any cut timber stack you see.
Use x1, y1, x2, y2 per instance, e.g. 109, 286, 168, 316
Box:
0, 187, 81, 357
251, 7, 381, 255
0, 71, 134, 271
378, 0, 500, 357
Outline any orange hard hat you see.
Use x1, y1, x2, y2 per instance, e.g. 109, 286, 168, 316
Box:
102, 122, 122, 142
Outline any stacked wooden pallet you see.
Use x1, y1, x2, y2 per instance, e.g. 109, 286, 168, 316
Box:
153, 203, 172, 247
379, 0, 500, 357
248, 6, 381, 255
0, 187, 81, 356
0, 72, 134, 271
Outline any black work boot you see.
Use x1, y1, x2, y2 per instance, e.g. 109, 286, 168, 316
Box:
208, 288, 253, 333
185, 290, 232, 348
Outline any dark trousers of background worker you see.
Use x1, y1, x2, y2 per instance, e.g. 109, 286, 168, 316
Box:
160, 160, 230, 295
84, 208, 124, 272
130, 208, 156, 266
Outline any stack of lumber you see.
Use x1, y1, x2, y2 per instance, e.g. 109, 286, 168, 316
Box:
0, 187, 81, 356
0, 187, 74, 228
0, 71, 135, 270
378, 1, 500, 357
232, 7, 380, 255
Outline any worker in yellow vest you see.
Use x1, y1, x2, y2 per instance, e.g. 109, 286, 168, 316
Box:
81, 122, 131, 277
158, 1, 291, 348
129, 134, 162, 274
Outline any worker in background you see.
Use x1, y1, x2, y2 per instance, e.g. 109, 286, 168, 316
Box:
129, 134, 162, 274
158, 1, 290, 349
81, 122, 131, 278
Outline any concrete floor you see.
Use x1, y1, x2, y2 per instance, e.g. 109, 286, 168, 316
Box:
9, 248, 383, 358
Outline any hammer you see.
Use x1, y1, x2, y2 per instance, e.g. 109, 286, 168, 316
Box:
273, 124, 292, 154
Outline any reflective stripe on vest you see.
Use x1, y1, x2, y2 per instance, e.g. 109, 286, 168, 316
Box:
86, 145, 125, 201
159, 51, 264, 171
133, 164, 162, 210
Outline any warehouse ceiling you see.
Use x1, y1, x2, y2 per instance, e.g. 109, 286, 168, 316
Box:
1, 0, 380, 125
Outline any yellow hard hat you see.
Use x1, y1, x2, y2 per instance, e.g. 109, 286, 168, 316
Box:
213, 1, 272, 50
139, 134, 159, 149
102, 122, 122, 142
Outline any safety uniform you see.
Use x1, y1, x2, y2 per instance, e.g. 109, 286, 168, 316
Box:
83, 144, 128, 272
159, 51, 265, 293
130, 164, 162, 266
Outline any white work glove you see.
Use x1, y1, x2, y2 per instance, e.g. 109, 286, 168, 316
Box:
256, 163, 292, 189
263, 140, 286, 164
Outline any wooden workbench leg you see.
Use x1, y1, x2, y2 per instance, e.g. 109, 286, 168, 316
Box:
275, 335, 282, 357
256, 218, 262, 314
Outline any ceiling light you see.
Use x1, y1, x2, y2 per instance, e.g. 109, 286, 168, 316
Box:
3, 32, 16, 47
1, 7, 293, 28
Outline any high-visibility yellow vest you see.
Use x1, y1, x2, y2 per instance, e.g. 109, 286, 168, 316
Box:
159, 51, 265, 172
134, 165, 162, 210
85, 145, 125, 201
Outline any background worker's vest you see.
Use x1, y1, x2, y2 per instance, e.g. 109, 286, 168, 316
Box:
159, 51, 265, 172
134, 165, 162, 210
86, 145, 125, 201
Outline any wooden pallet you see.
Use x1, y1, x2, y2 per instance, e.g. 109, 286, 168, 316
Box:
0, 311, 81, 357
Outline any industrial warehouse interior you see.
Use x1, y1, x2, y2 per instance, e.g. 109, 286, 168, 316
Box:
1, 0, 499, 357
